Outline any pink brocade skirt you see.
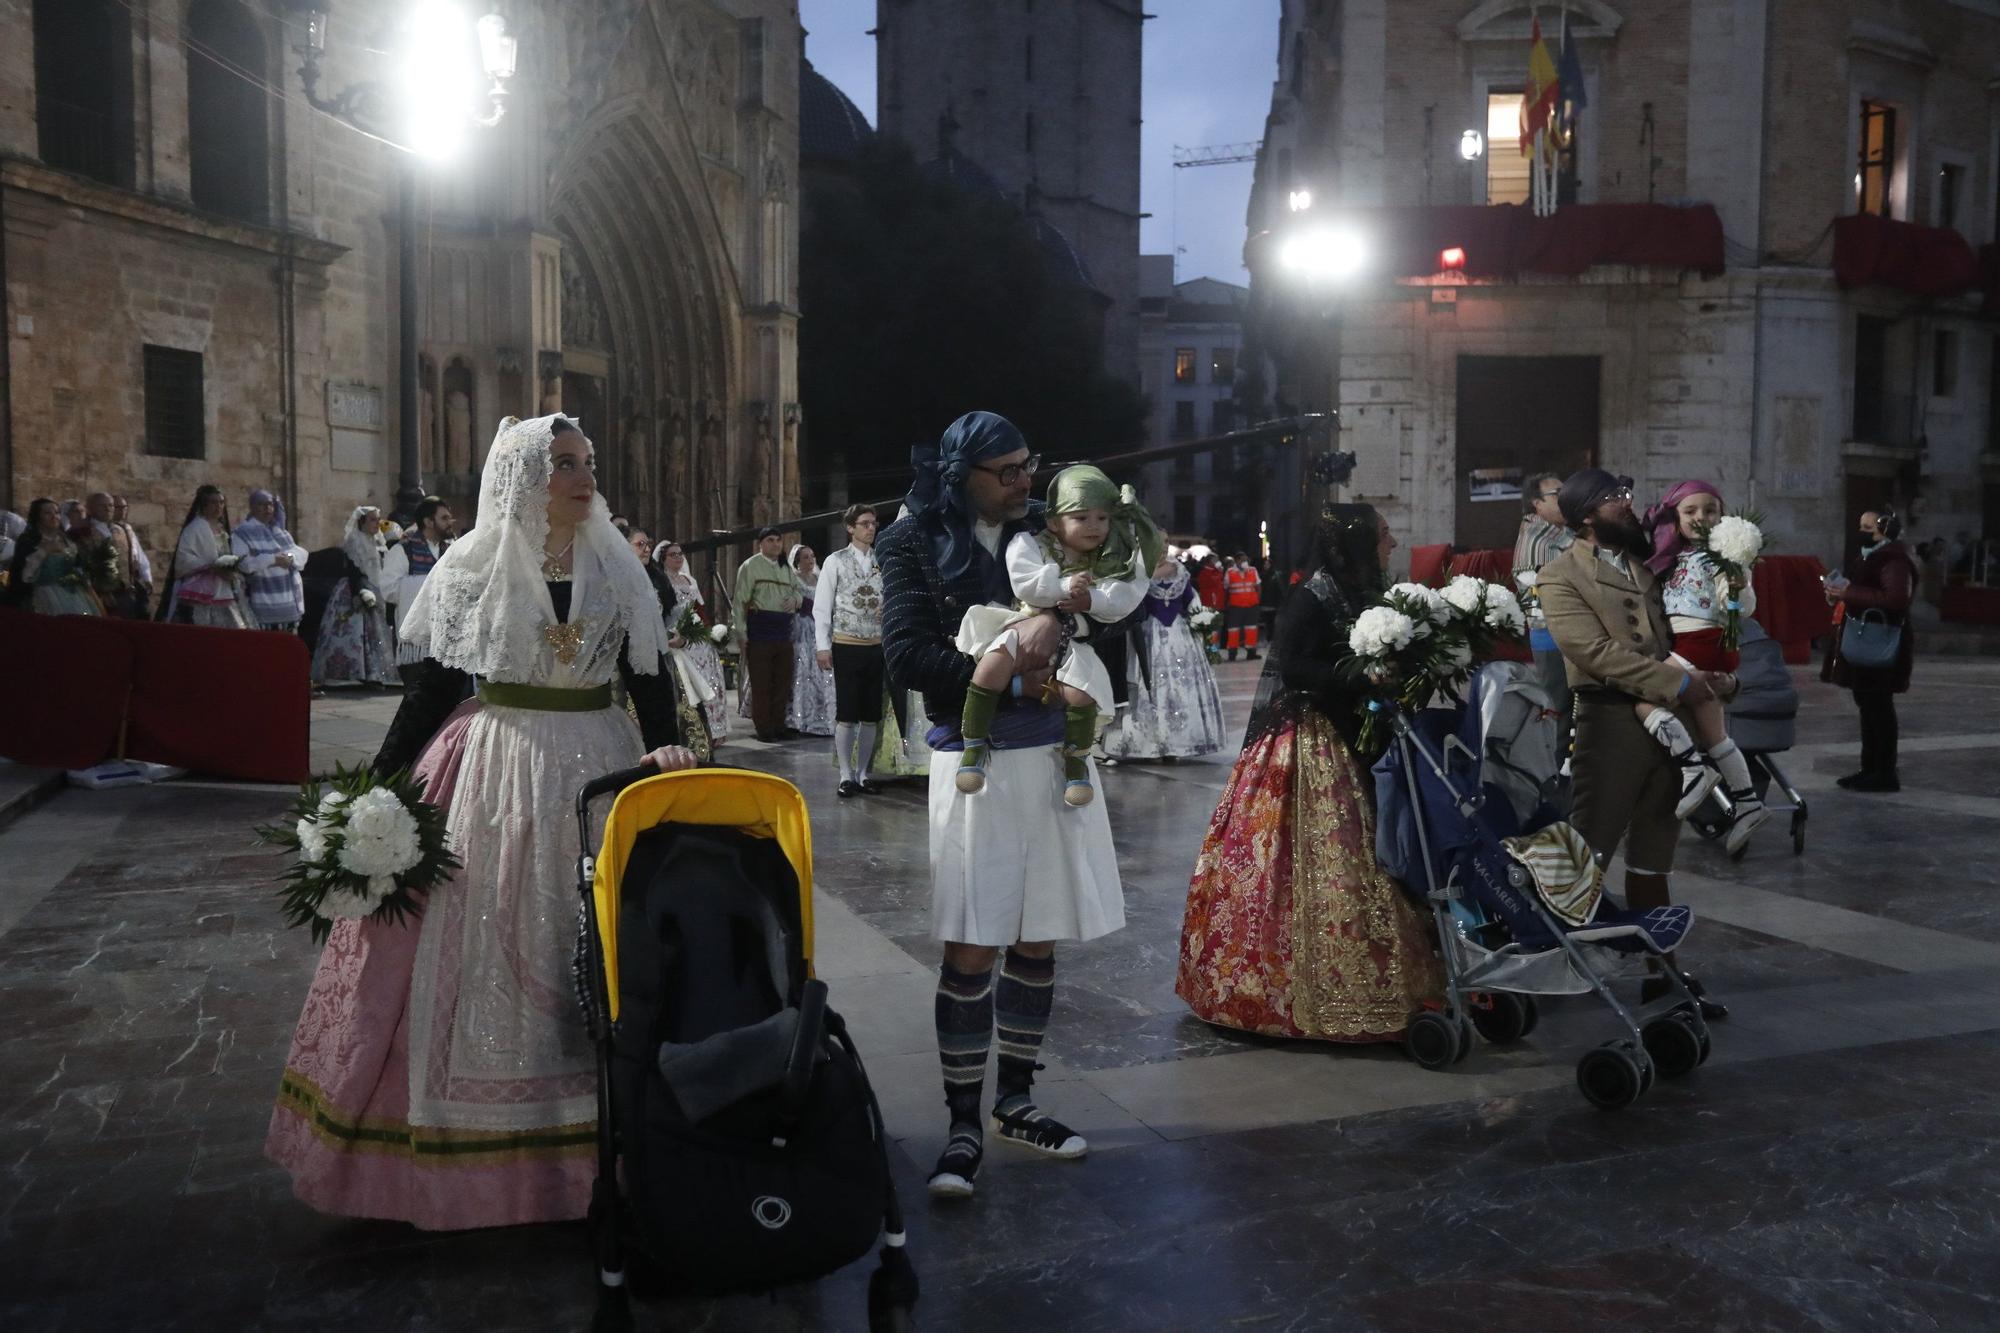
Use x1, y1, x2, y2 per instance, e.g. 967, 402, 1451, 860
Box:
263, 698, 595, 1230
1176, 707, 1443, 1042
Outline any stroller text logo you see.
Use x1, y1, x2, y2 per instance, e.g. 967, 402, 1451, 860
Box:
752, 1195, 793, 1230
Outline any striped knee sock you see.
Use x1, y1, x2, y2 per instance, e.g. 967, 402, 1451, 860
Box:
994, 948, 1056, 1112
935, 961, 994, 1128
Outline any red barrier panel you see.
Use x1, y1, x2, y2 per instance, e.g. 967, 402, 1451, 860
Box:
0, 609, 135, 769
0, 609, 310, 782
1409, 544, 1452, 588
119, 618, 311, 783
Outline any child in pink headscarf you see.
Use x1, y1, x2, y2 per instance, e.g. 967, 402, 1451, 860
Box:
1635, 480, 1769, 853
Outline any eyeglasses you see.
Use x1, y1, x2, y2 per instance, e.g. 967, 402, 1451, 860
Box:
1603, 487, 1634, 505
1536, 489, 1562, 501
971, 454, 1042, 487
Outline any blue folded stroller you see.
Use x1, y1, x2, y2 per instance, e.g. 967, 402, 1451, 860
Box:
1373, 664, 1716, 1109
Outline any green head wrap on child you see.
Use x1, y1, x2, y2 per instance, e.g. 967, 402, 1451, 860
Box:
1042, 465, 1166, 580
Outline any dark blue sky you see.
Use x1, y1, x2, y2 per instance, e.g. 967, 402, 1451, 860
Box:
798, 1, 1280, 286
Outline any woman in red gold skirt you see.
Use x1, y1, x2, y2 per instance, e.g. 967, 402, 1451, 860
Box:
1177, 505, 1442, 1042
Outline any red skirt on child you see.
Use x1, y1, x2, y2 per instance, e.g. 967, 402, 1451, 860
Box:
1671, 627, 1739, 673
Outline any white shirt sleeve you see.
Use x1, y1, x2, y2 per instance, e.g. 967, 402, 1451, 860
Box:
1086, 552, 1150, 622
813, 551, 841, 652
381, 545, 411, 603
1007, 532, 1070, 606
128, 530, 153, 586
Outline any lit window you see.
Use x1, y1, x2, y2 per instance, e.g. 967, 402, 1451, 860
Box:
1486, 92, 1530, 206
1858, 100, 1896, 218
1173, 348, 1196, 384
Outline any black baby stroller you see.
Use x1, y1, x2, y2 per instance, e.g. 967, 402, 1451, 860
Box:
1686, 617, 1809, 856
573, 764, 917, 1330
1373, 665, 1716, 1110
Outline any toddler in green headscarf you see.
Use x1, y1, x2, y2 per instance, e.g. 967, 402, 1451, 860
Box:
951, 465, 1165, 805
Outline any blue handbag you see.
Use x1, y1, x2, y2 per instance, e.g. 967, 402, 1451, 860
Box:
1839, 608, 1902, 671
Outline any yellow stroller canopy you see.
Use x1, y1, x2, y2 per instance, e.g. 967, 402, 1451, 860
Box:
591, 768, 815, 1021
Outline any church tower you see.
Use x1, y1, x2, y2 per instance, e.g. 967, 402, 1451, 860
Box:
876, 0, 1145, 384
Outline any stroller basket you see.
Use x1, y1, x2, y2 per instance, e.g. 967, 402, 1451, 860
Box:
573, 764, 917, 1328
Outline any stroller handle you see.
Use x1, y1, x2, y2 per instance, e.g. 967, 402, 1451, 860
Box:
577, 761, 661, 813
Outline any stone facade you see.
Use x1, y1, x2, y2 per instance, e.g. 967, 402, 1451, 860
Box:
1248, 0, 2000, 569
1, 0, 800, 577
875, 0, 1144, 383
1135, 256, 1262, 546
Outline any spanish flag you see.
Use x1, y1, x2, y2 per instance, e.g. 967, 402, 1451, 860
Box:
1518, 15, 1560, 154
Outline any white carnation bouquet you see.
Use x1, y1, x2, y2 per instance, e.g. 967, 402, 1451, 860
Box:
1690, 514, 1764, 649
1343, 575, 1527, 750
1188, 604, 1220, 633
257, 765, 459, 943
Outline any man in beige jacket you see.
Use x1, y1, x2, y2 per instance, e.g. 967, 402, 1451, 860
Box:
1538, 468, 1730, 1020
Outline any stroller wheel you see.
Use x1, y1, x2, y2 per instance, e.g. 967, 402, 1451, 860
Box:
1405, 1010, 1461, 1071
1642, 1012, 1704, 1079
1470, 992, 1534, 1045
1791, 810, 1806, 856
1518, 994, 1541, 1038
1576, 1041, 1648, 1110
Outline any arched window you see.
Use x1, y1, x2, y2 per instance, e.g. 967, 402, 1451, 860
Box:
33, 0, 134, 188
187, 0, 270, 222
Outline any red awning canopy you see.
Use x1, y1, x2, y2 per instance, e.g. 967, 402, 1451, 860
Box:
1832, 214, 1979, 297
1341, 202, 1726, 280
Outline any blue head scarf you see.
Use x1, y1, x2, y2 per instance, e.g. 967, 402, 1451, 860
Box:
902, 411, 1042, 582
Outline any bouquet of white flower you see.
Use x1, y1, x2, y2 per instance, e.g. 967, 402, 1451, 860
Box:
709, 621, 733, 648
257, 764, 459, 944
1188, 605, 1220, 633
1691, 514, 1764, 650
1342, 575, 1527, 750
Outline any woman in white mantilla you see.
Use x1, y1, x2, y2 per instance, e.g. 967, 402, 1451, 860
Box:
310, 506, 400, 686
1106, 553, 1227, 761
655, 538, 731, 745
267, 413, 696, 1231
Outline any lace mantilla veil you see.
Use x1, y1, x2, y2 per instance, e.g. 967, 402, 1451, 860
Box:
340, 505, 384, 585
398, 413, 668, 680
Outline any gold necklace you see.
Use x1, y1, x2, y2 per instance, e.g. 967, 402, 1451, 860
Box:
542, 534, 576, 581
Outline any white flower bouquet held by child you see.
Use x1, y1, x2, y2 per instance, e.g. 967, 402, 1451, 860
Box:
1691, 514, 1764, 650
257, 764, 460, 944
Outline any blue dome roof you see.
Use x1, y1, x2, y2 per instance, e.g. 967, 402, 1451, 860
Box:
800, 59, 874, 163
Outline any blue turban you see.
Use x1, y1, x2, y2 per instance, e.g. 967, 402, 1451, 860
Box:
902, 411, 1041, 582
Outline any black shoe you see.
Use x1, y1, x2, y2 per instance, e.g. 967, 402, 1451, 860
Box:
1641, 971, 1729, 1022
1244, 651, 1260, 660
1849, 771, 1901, 793
989, 1103, 1087, 1159
927, 1126, 983, 1200
857, 778, 882, 795
1835, 771, 1868, 789
837, 780, 860, 798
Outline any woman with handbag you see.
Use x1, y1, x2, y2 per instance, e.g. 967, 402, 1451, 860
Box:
1822, 509, 1917, 792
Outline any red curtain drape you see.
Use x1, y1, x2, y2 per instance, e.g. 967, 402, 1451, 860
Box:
1833, 214, 1979, 297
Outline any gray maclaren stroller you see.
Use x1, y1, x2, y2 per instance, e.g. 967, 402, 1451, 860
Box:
1686, 617, 1809, 856
1373, 664, 1716, 1110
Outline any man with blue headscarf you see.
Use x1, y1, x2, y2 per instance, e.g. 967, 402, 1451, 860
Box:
878, 411, 1133, 1201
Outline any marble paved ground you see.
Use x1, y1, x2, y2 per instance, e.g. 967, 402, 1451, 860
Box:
5, 656, 2000, 1331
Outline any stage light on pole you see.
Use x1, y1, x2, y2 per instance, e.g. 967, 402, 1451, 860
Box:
400, 1, 480, 161
1458, 129, 1485, 161
1440, 246, 1466, 270
1278, 224, 1369, 283
1288, 188, 1314, 213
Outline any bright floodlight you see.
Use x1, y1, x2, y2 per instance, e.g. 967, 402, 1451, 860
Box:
1288, 188, 1313, 213
1278, 224, 1368, 282
402, 1, 477, 161
1458, 129, 1485, 161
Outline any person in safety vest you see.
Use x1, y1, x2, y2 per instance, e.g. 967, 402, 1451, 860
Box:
1222, 552, 1262, 660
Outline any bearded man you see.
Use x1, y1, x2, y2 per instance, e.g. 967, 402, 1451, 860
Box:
1537, 468, 1729, 1021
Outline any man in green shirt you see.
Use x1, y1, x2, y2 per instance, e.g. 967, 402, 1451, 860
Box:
734, 526, 802, 740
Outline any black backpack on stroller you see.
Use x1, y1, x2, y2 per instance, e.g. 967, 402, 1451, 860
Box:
574, 766, 916, 1329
